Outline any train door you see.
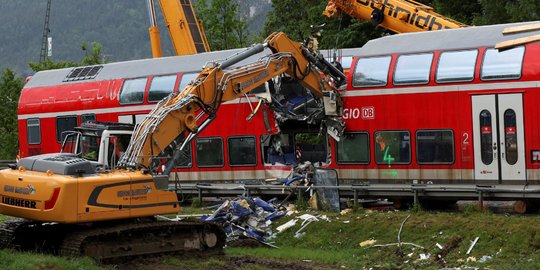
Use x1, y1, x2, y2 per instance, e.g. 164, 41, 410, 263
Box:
471, 94, 526, 182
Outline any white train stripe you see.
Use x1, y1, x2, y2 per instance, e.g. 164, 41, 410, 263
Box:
344, 80, 540, 97
17, 97, 261, 120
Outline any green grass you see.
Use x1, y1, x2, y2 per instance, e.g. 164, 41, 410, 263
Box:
0, 249, 103, 270
1, 209, 540, 269
227, 210, 540, 269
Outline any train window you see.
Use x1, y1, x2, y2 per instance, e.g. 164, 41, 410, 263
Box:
295, 133, 328, 164
27, 118, 41, 145
479, 110, 493, 165
196, 137, 223, 167
56, 116, 78, 143
394, 53, 433, 85
341, 56, 353, 70
481, 46, 524, 80
336, 132, 369, 164
228, 137, 257, 166
374, 131, 410, 164
352, 56, 391, 87
436, 50, 478, 83
178, 73, 198, 92
416, 130, 454, 164
504, 109, 518, 165
175, 143, 192, 168
261, 134, 296, 165
148, 75, 177, 102
81, 114, 96, 123
119, 78, 147, 104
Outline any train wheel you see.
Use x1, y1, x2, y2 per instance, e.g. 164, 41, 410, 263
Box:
419, 199, 458, 210
392, 198, 413, 210
513, 200, 539, 214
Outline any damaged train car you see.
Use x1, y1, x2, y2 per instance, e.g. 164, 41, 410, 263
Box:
18, 46, 355, 181
18, 21, 540, 194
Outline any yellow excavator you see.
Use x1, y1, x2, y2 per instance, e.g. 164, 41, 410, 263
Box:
0, 32, 346, 260
323, 0, 466, 33
147, 0, 210, 57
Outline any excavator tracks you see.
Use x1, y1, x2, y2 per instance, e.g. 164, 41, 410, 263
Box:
0, 219, 225, 261
0, 219, 67, 253
60, 220, 225, 260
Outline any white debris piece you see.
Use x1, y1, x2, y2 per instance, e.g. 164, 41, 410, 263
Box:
478, 255, 493, 263
298, 214, 319, 223
276, 219, 298, 233
466, 237, 480, 255
419, 253, 430, 260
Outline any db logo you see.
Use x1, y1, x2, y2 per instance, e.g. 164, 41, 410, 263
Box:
361, 106, 375, 119
343, 106, 375, 120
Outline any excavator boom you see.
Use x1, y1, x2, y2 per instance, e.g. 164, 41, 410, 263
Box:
119, 32, 346, 172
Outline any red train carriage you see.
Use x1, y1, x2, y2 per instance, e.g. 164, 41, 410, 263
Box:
17, 21, 540, 189
18, 47, 356, 181
330, 21, 540, 185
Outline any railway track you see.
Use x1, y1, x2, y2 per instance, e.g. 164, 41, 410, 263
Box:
175, 182, 540, 213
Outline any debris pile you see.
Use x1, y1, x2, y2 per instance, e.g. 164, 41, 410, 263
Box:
201, 197, 285, 246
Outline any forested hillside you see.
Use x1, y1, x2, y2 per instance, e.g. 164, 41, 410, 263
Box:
0, 0, 271, 76
2, 0, 539, 75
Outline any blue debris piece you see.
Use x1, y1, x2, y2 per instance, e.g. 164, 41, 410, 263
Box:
265, 211, 285, 221
201, 196, 285, 245
254, 197, 275, 212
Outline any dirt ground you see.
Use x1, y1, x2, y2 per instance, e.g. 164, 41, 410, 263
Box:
108, 254, 334, 270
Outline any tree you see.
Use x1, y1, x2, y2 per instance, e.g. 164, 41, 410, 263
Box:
195, 0, 250, 50
81, 42, 105, 65
28, 42, 106, 72
263, 0, 385, 50
0, 69, 24, 159
418, 0, 481, 25
473, 0, 511, 25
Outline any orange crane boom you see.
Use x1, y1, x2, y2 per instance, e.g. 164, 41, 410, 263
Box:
324, 0, 466, 33
147, 0, 210, 57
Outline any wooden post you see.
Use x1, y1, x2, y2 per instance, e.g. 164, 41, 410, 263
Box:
353, 189, 359, 209
478, 191, 484, 210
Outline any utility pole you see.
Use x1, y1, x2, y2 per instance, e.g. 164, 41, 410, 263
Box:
40, 0, 52, 63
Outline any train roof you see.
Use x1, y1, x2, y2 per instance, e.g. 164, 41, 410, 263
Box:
24, 46, 360, 89
358, 21, 540, 57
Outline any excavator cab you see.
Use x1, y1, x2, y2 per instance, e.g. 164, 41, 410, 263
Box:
60, 122, 134, 169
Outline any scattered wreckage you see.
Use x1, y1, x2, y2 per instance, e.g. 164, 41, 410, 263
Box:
196, 163, 339, 247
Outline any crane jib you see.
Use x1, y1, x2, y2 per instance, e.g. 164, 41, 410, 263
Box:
357, 0, 460, 30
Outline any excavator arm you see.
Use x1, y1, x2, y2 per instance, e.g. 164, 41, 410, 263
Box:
324, 0, 466, 33
118, 32, 346, 172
